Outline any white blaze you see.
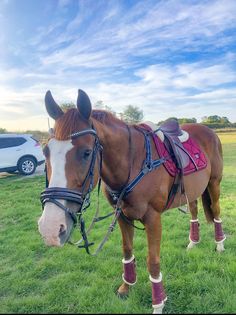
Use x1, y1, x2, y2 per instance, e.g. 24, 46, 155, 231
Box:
38, 139, 74, 246
48, 139, 73, 187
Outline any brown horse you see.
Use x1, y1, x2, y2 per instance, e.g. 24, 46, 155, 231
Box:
38, 89, 226, 314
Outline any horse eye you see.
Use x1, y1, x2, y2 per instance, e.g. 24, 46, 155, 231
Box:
83, 149, 92, 160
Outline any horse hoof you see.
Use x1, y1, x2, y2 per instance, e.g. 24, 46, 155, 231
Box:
117, 291, 128, 300
215, 241, 225, 252
117, 282, 130, 299
187, 240, 199, 250
153, 305, 164, 314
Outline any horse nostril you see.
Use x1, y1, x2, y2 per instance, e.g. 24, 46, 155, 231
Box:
59, 224, 66, 236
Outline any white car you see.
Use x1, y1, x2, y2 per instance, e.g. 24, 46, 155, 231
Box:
0, 134, 45, 175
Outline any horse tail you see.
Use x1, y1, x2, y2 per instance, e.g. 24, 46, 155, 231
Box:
201, 188, 214, 223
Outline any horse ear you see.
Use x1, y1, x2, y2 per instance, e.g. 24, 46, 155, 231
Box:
45, 90, 64, 120
77, 89, 92, 120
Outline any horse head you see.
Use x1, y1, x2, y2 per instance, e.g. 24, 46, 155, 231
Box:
38, 90, 101, 247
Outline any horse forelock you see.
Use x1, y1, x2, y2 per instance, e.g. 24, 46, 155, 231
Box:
54, 108, 81, 140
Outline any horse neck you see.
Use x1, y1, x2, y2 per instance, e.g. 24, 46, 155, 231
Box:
92, 118, 134, 190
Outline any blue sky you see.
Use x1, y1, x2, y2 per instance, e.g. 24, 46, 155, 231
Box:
0, 0, 236, 131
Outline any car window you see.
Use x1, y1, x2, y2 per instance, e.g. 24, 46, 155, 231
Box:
0, 137, 27, 149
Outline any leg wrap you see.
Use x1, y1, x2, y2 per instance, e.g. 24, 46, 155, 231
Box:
150, 273, 167, 308
122, 255, 137, 285
189, 219, 200, 243
214, 218, 226, 243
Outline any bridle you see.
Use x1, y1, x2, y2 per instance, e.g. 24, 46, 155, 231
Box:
40, 125, 104, 253
40, 123, 168, 255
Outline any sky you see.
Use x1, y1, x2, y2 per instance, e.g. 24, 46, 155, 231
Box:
0, 0, 236, 131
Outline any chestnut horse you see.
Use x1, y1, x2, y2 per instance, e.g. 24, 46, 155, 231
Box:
38, 89, 226, 314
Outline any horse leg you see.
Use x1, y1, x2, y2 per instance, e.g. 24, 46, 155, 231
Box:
117, 217, 136, 298
207, 179, 226, 252
187, 200, 200, 250
144, 209, 167, 314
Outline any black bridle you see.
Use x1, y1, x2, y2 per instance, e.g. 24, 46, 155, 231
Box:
40, 123, 169, 255
40, 126, 104, 253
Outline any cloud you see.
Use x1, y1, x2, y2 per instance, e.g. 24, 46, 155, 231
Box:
25, 0, 236, 71
1, 0, 236, 130
135, 61, 236, 91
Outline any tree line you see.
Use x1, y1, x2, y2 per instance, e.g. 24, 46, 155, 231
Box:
1, 103, 235, 142
61, 101, 236, 128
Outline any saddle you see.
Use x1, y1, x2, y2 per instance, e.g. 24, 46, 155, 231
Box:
159, 119, 182, 136
140, 120, 207, 209
159, 119, 190, 170
158, 119, 188, 208
142, 119, 193, 209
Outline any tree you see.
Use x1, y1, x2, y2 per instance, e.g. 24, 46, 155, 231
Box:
94, 100, 116, 116
121, 105, 144, 124
201, 115, 222, 124
0, 127, 7, 133
178, 118, 197, 124
220, 117, 230, 124
201, 115, 232, 129
60, 102, 76, 112
94, 100, 105, 109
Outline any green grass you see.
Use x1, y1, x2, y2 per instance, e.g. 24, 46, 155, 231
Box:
0, 133, 235, 314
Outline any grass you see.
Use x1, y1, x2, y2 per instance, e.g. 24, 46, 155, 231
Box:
0, 132, 235, 314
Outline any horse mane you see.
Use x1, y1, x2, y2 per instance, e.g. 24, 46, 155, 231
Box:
92, 109, 124, 126
54, 108, 125, 140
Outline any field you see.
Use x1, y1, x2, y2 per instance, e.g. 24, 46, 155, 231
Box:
0, 132, 235, 314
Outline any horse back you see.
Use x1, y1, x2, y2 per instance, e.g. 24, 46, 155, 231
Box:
181, 123, 222, 159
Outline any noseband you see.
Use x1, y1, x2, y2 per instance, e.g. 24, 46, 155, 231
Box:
40, 126, 103, 249
40, 124, 168, 255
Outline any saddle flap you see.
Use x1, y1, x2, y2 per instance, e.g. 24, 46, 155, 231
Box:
176, 146, 190, 169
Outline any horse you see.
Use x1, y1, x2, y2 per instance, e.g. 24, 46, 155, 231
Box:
38, 89, 226, 314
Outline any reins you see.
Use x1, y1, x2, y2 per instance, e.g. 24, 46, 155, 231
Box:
40, 123, 170, 255
41, 124, 136, 255
71, 124, 135, 255
73, 124, 147, 254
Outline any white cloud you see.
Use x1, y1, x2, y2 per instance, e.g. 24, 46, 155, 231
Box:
1, 0, 236, 130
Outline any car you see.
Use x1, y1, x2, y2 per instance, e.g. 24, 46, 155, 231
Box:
0, 134, 45, 175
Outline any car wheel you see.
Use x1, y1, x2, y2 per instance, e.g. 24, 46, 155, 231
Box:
18, 157, 37, 175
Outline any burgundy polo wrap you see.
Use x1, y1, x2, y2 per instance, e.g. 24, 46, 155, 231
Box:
122, 255, 137, 285
189, 219, 200, 243
150, 273, 167, 308
214, 218, 226, 243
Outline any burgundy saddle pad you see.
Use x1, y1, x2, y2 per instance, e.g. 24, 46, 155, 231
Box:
141, 124, 207, 177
